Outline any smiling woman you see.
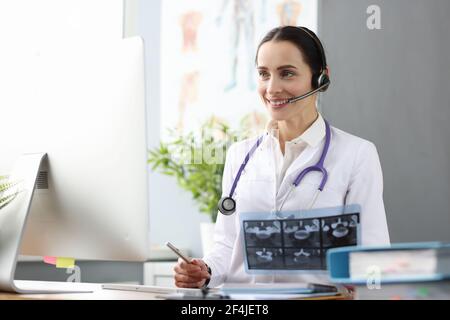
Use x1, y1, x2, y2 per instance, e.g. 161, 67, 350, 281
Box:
173, 26, 390, 289
255, 26, 330, 148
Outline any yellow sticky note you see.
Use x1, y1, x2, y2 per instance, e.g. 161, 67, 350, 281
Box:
56, 257, 75, 268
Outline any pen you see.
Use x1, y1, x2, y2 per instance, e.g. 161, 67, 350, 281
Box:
165, 241, 192, 264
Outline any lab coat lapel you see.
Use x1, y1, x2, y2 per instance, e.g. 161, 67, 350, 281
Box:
278, 144, 321, 192
255, 139, 276, 181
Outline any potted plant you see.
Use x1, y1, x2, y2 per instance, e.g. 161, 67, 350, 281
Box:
148, 112, 267, 254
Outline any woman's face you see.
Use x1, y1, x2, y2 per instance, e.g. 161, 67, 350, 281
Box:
257, 40, 316, 121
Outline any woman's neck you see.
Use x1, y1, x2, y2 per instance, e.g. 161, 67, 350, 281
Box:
278, 109, 319, 154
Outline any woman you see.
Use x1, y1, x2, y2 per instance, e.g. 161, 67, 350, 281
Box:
173, 26, 390, 288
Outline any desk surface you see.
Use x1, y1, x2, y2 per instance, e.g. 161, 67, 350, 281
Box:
0, 281, 162, 300
0, 281, 353, 300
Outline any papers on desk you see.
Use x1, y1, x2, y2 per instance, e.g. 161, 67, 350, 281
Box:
219, 282, 341, 300
164, 283, 344, 300
224, 292, 340, 300
221, 282, 332, 294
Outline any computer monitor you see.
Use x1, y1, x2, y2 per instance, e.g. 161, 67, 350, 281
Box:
0, 37, 150, 292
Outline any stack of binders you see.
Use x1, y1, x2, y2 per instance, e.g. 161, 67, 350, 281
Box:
326, 242, 450, 300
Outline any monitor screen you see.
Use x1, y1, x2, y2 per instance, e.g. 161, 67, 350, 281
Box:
0, 37, 149, 262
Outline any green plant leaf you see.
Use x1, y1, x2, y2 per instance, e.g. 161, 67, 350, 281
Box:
147, 113, 266, 223
0, 175, 19, 211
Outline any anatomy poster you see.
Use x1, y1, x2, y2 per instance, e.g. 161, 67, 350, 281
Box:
160, 0, 318, 137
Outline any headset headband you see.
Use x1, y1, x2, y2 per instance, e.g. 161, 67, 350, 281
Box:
297, 27, 327, 73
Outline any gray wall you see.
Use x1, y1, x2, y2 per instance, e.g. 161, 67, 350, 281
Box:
318, 0, 450, 242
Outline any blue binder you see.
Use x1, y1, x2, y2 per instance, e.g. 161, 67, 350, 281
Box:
326, 242, 450, 284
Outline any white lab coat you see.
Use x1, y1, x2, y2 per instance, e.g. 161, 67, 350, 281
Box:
203, 125, 390, 287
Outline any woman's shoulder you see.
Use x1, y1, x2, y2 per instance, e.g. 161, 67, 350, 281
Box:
331, 125, 377, 150
330, 126, 381, 167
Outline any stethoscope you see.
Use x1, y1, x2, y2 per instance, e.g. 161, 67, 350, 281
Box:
218, 119, 331, 216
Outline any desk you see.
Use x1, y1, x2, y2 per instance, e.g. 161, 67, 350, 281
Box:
0, 281, 353, 300
0, 281, 161, 300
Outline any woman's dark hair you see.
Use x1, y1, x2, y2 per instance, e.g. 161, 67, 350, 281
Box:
255, 26, 327, 77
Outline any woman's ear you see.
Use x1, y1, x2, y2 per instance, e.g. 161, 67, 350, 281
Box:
325, 65, 330, 76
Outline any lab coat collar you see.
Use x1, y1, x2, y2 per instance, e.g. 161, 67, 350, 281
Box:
264, 113, 327, 192
265, 113, 326, 148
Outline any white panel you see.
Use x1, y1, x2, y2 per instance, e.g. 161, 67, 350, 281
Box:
0, 0, 123, 48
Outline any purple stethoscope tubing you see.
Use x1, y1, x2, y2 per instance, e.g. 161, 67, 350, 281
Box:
292, 119, 330, 191
229, 119, 331, 199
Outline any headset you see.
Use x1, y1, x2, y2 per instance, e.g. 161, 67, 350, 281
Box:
218, 27, 331, 216
286, 27, 331, 104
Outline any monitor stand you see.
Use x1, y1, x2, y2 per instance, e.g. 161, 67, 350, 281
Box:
0, 153, 92, 293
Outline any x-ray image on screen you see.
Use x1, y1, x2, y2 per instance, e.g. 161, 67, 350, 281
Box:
242, 208, 360, 272
246, 247, 284, 269
244, 220, 282, 247
283, 218, 321, 248
284, 248, 322, 270
321, 214, 359, 248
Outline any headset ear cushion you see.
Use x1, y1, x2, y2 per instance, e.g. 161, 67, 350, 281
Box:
317, 73, 330, 92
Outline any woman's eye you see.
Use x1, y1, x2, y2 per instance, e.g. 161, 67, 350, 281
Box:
281, 70, 295, 78
258, 71, 269, 79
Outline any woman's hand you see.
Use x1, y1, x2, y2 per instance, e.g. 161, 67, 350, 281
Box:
173, 258, 211, 288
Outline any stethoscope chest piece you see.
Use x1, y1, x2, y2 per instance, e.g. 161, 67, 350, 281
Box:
218, 196, 236, 215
